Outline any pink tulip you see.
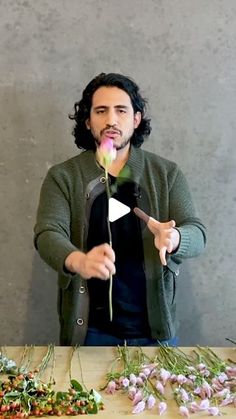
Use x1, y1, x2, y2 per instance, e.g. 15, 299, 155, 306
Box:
97, 137, 117, 168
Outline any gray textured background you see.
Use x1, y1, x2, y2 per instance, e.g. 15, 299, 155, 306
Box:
0, 0, 235, 346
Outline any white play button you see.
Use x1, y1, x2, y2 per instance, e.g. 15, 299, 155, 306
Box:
108, 197, 130, 222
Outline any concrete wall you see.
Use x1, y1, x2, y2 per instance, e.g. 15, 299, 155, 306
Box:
0, 0, 235, 346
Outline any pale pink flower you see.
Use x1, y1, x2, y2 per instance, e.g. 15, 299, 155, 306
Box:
105, 380, 116, 394
218, 372, 228, 384
179, 388, 189, 402
158, 401, 167, 416
155, 381, 165, 395
189, 401, 200, 413
129, 373, 137, 385
159, 368, 171, 385
215, 388, 230, 398
139, 372, 147, 380
132, 390, 143, 406
170, 373, 177, 383
150, 368, 158, 378
197, 363, 206, 370
142, 367, 151, 377
208, 406, 220, 416
147, 394, 156, 409
136, 377, 144, 386
179, 405, 190, 417
199, 398, 210, 410
132, 400, 145, 414
177, 374, 187, 384
194, 386, 201, 395
200, 368, 210, 377
202, 381, 213, 398
226, 366, 236, 378
128, 386, 137, 400
118, 375, 125, 385
188, 374, 196, 381
220, 396, 233, 406
122, 377, 129, 388
211, 378, 223, 392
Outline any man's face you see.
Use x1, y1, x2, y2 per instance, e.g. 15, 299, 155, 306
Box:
86, 86, 141, 151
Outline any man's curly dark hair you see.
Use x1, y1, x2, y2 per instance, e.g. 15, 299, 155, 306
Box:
69, 73, 152, 150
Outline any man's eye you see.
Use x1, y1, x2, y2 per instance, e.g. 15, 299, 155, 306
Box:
119, 109, 126, 113
96, 110, 105, 114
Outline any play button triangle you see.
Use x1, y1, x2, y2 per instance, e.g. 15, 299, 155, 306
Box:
108, 197, 131, 222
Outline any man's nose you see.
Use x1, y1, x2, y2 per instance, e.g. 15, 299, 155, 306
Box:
106, 110, 117, 126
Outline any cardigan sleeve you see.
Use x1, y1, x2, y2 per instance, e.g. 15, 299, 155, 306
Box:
34, 167, 78, 276
168, 167, 207, 261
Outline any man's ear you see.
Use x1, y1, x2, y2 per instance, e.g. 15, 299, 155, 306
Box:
85, 119, 90, 130
134, 111, 141, 129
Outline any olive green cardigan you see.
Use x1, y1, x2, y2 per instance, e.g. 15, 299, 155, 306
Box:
34, 145, 206, 345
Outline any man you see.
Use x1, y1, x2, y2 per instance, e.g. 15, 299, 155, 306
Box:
34, 73, 206, 346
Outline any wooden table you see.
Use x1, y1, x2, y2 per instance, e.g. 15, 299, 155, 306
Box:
3, 347, 236, 418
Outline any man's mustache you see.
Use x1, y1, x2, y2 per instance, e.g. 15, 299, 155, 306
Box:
101, 128, 122, 136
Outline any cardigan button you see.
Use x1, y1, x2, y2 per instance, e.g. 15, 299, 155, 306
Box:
175, 269, 180, 276
76, 318, 84, 326
100, 176, 106, 183
79, 286, 85, 294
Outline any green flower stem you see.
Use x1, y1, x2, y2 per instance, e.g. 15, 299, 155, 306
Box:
147, 377, 165, 401
104, 166, 113, 322
18, 345, 34, 373
36, 344, 54, 380
77, 346, 88, 392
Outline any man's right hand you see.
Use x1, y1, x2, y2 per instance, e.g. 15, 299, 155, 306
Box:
64, 243, 116, 280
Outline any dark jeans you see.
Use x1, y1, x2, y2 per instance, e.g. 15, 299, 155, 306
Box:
84, 327, 178, 346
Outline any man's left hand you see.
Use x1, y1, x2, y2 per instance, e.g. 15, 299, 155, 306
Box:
134, 207, 180, 265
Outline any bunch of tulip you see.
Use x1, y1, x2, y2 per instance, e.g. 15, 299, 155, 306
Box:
103, 345, 236, 416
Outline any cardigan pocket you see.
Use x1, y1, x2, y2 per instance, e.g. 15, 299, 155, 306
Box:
57, 277, 89, 345
163, 266, 177, 305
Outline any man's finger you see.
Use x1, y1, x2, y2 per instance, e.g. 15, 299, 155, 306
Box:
159, 246, 167, 266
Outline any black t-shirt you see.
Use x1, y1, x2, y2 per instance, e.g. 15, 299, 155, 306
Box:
87, 176, 151, 338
